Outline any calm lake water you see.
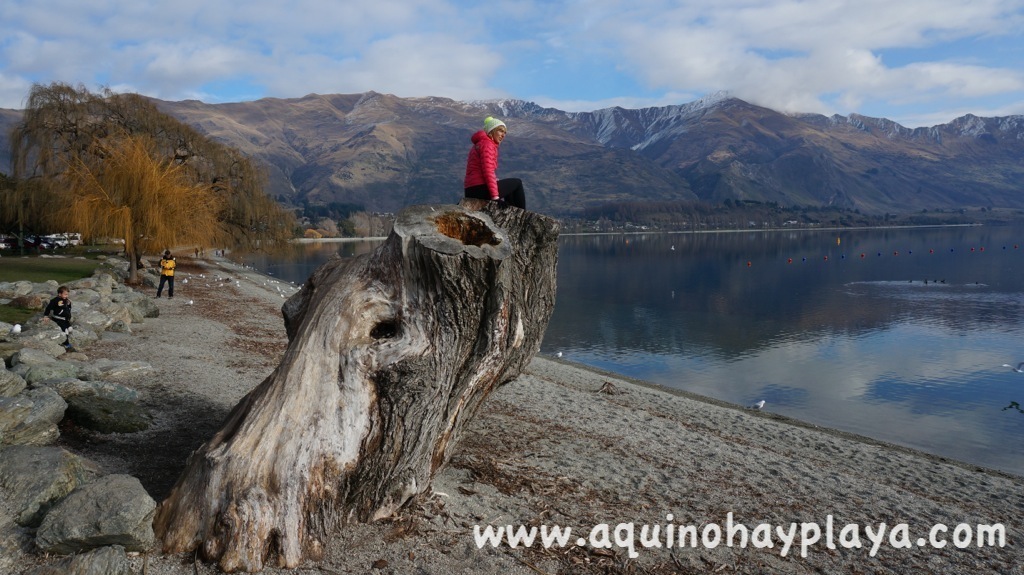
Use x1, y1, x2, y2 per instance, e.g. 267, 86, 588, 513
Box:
237, 225, 1024, 476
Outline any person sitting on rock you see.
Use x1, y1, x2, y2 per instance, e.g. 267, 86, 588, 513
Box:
42, 285, 75, 351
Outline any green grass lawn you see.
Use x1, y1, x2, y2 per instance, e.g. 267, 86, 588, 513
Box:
0, 255, 100, 283
0, 254, 104, 325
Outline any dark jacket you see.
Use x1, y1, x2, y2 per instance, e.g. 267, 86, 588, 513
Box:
44, 295, 72, 325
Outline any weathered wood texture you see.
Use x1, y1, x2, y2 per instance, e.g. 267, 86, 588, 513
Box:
153, 201, 560, 572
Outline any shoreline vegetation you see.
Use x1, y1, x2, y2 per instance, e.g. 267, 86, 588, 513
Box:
290, 201, 1024, 242
3, 254, 1019, 573
286, 219, 1003, 247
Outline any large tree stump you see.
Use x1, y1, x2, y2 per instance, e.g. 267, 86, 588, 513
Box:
153, 200, 559, 572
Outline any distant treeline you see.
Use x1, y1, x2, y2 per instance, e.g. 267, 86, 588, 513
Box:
297, 200, 365, 222
568, 199, 1024, 232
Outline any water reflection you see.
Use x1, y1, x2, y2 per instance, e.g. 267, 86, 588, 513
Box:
543, 226, 1024, 475
235, 240, 382, 284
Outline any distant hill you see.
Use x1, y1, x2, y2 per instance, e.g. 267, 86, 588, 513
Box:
4, 93, 1024, 217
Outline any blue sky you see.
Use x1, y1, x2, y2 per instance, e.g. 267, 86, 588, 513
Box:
2, 0, 1022, 128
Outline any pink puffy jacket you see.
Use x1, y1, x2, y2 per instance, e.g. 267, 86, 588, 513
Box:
463, 130, 500, 199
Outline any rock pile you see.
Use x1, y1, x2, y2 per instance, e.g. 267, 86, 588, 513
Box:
0, 257, 166, 574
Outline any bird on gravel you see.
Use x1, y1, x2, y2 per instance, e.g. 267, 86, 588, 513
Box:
750, 400, 765, 410
9, 324, 21, 336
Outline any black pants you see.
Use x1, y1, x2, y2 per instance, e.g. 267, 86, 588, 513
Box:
465, 178, 526, 210
157, 275, 174, 297
52, 318, 71, 345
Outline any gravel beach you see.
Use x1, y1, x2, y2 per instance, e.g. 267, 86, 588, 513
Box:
19, 255, 1023, 574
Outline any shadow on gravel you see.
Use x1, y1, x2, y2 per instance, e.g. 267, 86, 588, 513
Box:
58, 386, 234, 500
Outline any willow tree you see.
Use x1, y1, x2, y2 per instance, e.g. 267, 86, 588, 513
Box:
0, 174, 59, 252
60, 133, 224, 282
8, 82, 295, 254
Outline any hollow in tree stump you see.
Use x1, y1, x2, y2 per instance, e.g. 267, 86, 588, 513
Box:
153, 200, 559, 572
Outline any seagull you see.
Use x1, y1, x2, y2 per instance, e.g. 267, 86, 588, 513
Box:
9, 323, 21, 336
556, 351, 563, 358
1002, 363, 1024, 373
749, 400, 765, 410
187, 300, 194, 305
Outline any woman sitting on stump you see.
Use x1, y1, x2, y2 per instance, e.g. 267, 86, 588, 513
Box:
464, 116, 526, 209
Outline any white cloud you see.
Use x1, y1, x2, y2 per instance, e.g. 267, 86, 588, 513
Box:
0, 0, 1022, 126
572, 0, 1024, 123
255, 34, 506, 101
0, 72, 33, 110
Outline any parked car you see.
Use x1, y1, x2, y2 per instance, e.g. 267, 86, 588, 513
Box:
44, 235, 68, 248
22, 236, 54, 250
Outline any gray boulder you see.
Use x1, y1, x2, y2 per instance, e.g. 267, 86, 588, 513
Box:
66, 325, 99, 349
0, 395, 30, 440
0, 446, 103, 527
107, 290, 147, 323
67, 276, 99, 290
17, 328, 72, 355
0, 280, 33, 297
0, 512, 26, 575
44, 378, 139, 403
70, 273, 115, 298
0, 369, 27, 397
107, 320, 132, 334
23, 363, 80, 386
35, 474, 156, 555
96, 274, 116, 296
39, 377, 149, 433
0, 387, 67, 446
11, 347, 57, 368
94, 301, 134, 325
24, 545, 134, 575
122, 292, 159, 319
78, 358, 153, 381
0, 321, 19, 343
8, 294, 45, 310
68, 287, 101, 306
94, 264, 128, 284
64, 395, 151, 433
0, 342, 23, 368
73, 309, 114, 332
31, 280, 59, 295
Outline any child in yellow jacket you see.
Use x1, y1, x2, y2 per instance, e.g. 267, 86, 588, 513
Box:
157, 250, 176, 298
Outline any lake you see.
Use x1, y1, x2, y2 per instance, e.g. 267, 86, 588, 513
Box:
236, 225, 1024, 476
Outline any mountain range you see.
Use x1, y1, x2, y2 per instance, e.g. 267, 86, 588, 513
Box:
3, 92, 1023, 217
